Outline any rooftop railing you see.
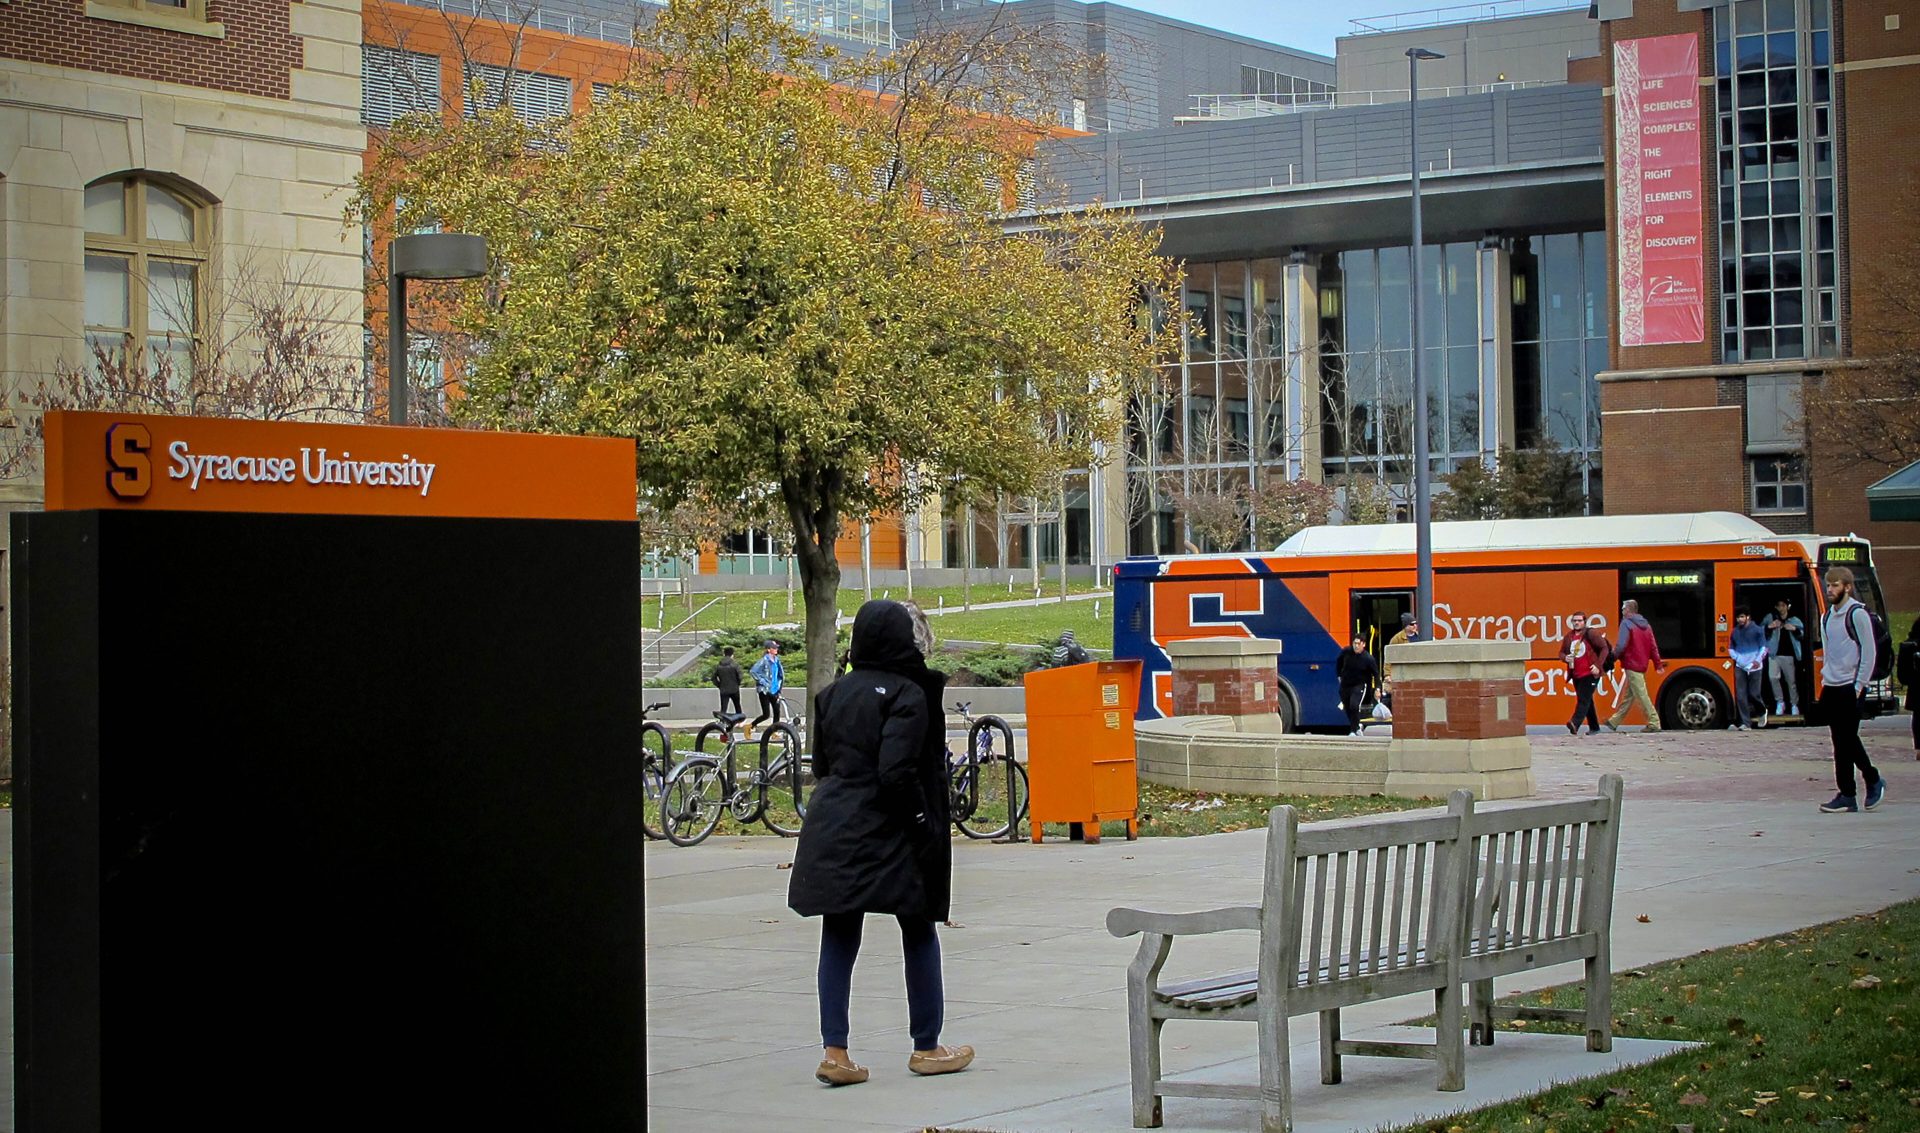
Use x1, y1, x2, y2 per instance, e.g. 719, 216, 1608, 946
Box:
1176, 79, 1565, 122
1346, 0, 1591, 35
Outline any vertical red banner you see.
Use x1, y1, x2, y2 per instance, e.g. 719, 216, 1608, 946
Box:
1614, 33, 1706, 347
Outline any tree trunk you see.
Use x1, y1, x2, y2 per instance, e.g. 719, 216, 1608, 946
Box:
787, 492, 844, 739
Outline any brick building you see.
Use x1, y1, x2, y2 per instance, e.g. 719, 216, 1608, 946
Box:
1593, 0, 1920, 608
1, 0, 368, 488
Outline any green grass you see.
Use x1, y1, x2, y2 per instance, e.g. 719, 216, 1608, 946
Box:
925, 598, 1113, 653
1384, 900, 1920, 1133
640, 579, 1107, 633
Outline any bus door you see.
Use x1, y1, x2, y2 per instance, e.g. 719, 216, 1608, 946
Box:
1734, 576, 1814, 718
1349, 589, 1412, 669
1620, 564, 1720, 727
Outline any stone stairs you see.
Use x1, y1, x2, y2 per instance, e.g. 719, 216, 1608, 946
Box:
642, 629, 710, 683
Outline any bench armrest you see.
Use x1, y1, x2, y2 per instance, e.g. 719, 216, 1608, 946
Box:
1106, 905, 1260, 938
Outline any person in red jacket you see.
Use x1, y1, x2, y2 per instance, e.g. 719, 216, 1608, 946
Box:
1560, 611, 1612, 735
1605, 599, 1667, 733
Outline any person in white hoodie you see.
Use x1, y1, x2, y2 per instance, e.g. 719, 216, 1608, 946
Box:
1817, 567, 1883, 814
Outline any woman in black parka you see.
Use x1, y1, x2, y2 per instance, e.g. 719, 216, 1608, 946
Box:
787, 600, 974, 1086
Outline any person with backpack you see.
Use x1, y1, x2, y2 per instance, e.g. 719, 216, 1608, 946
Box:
1560, 610, 1611, 735
1052, 630, 1091, 667
1817, 567, 1885, 813
712, 646, 743, 718
1605, 599, 1666, 733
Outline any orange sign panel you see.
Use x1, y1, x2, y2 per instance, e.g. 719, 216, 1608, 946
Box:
46, 411, 637, 522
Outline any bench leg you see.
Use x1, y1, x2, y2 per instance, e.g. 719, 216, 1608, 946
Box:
1257, 1003, 1292, 1133
1318, 1009, 1341, 1085
1129, 1015, 1164, 1127
1584, 955, 1613, 1053
1469, 978, 1496, 1046
1433, 985, 1466, 1092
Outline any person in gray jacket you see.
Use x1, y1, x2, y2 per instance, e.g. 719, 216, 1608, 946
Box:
1761, 598, 1804, 717
1817, 567, 1883, 814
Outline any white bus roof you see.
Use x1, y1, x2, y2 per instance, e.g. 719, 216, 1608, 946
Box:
1268, 511, 1796, 558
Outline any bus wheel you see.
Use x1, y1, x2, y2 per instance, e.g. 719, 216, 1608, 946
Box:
1274, 687, 1299, 734
1661, 674, 1726, 730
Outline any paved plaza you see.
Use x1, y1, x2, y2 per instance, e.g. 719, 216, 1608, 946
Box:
646, 717, 1920, 1133
0, 717, 1912, 1132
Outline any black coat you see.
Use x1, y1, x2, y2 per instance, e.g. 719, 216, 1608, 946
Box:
712, 658, 742, 697
787, 601, 952, 922
1336, 647, 1378, 690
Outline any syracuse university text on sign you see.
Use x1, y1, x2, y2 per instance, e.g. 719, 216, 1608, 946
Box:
46, 411, 637, 521
1613, 32, 1706, 348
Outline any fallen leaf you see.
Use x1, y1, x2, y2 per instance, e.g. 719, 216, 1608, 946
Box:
1679, 1092, 1708, 1106
1836, 1078, 1854, 1091
775, 862, 793, 870
1682, 984, 1699, 1003
1851, 975, 1882, 991
1637, 914, 1653, 923
1673, 1124, 1695, 1133
1797, 1091, 1817, 1100
1738, 1108, 1758, 1117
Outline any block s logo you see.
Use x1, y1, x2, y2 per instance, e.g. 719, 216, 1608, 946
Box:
105, 422, 153, 500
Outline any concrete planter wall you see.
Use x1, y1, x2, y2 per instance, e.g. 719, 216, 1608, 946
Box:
1135, 716, 1391, 797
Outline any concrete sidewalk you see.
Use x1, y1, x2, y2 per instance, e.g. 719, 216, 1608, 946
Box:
645, 716, 1920, 1133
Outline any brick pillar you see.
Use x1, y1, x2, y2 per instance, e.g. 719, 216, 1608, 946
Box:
1383, 640, 1534, 800
1166, 637, 1285, 734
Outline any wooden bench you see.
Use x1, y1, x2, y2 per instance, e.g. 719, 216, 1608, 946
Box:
1462, 774, 1624, 1052
1106, 775, 1626, 1133
1107, 795, 1474, 1133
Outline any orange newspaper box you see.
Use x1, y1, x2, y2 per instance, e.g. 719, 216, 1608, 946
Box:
1021, 659, 1143, 844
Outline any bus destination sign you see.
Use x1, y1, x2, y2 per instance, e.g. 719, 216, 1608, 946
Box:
1628, 571, 1704, 587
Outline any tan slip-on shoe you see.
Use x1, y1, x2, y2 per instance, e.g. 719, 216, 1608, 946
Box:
908, 1045, 975, 1076
815, 1057, 869, 1086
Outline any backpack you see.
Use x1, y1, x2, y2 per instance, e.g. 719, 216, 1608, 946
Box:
1898, 638, 1919, 689
1841, 604, 1895, 683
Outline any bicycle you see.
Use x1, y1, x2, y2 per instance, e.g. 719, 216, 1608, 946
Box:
946, 702, 1028, 841
659, 712, 809, 846
639, 700, 672, 841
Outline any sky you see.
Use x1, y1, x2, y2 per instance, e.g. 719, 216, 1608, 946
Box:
1101, 2, 1366, 57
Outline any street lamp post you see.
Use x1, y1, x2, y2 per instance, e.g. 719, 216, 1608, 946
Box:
388, 232, 489, 425
1406, 47, 1445, 633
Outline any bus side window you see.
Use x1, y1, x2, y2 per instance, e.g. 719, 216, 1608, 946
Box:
1619, 565, 1714, 657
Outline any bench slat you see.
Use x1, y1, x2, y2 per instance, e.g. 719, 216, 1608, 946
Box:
1295, 813, 1463, 856
1471, 796, 1610, 833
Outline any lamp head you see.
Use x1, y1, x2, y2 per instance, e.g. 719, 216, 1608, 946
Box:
391, 232, 490, 281
1406, 47, 1446, 61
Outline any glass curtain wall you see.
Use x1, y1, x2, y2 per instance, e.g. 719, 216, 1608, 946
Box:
1713, 0, 1838, 361
1319, 243, 1482, 479
1510, 232, 1608, 508
1126, 258, 1290, 554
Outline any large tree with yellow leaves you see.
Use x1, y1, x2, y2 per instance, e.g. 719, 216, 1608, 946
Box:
358, 0, 1181, 688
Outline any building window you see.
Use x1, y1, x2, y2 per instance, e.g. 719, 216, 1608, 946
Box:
464, 63, 574, 125
1752, 455, 1807, 513
1508, 231, 1608, 509
83, 175, 208, 386
1714, 0, 1837, 362
85, 0, 223, 38
363, 45, 443, 128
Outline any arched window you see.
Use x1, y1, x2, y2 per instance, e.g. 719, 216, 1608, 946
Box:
83, 175, 209, 384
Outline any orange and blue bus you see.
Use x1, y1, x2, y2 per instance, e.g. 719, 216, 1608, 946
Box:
1112, 512, 1895, 732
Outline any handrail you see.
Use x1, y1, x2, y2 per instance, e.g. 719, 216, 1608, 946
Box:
660, 596, 725, 641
